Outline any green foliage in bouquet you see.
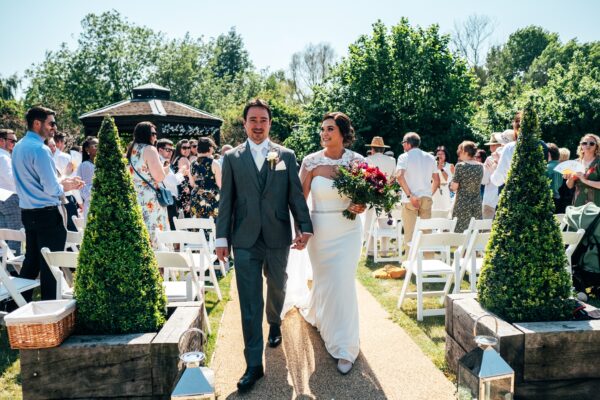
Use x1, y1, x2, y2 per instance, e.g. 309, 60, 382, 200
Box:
74, 117, 166, 334
333, 161, 401, 220
478, 98, 574, 323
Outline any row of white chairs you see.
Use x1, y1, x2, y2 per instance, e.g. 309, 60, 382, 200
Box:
396, 216, 585, 321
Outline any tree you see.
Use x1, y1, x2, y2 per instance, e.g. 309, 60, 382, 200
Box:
289, 42, 337, 102
0, 74, 20, 100
74, 117, 166, 333
478, 99, 574, 322
293, 19, 476, 159
452, 14, 496, 68
209, 27, 252, 80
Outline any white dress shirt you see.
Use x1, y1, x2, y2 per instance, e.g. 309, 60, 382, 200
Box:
490, 141, 516, 187
367, 153, 396, 178
247, 139, 270, 170
0, 147, 16, 192
481, 157, 499, 207
396, 148, 437, 202
53, 150, 72, 176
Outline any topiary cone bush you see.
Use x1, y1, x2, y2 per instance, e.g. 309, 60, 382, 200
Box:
74, 116, 167, 334
477, 98, 575, 323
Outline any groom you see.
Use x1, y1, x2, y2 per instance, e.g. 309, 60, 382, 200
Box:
216, 99, 313, 393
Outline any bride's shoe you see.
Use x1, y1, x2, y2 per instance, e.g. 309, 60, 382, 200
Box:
337, 359, 353, 375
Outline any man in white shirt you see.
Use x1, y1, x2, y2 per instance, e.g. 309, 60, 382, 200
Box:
364, 136, 396, 253
0, 128, 23, 253
481, 133, 506, 219
217, 144, 233, 168
487, 130, 517, 187
395, 132, 439, 252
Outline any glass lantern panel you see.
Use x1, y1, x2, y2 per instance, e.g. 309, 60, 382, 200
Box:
480, 376, 513, 400
458, 365, 479, 400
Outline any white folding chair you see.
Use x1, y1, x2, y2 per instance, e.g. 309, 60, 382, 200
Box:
554, 214, 567, 231
397, 231, 468, 321
65, 230, 84, 252
0, 228, 26, 274
562, 229, 585, 276
407, 217, 458, 263
72, 216, 86, 232
40, 248, 78, 299
154, 250, 210, 334
173, 217, 229, 275
368, 208, 403, 263
466, 217, 493, 233
431, 209, 451, 219
156, 230, 222, 301
458, 231, 491, 293
0, 241, 39, 309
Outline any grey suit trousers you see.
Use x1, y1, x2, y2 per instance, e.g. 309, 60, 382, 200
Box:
234, 233, 289, 367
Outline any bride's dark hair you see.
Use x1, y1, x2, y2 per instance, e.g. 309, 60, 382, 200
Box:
322, 112, 355, 147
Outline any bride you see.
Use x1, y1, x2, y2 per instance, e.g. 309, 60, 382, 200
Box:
287, 112, 366, 375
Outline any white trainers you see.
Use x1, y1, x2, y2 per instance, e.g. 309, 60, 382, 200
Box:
337, 359, 353, 375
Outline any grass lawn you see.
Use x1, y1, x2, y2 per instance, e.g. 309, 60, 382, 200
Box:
0, 271, 233, 400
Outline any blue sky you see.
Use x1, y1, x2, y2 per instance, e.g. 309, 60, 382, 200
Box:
1, 0, 599, 87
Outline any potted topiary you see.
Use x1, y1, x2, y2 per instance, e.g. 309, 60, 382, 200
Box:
75, 116, 167, 333
477, 99, 574, 322
446, 99, 600, 399
19, 117, 203, 400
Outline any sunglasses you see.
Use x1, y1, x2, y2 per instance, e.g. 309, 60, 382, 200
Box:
580, 141, 597, 146
182, 146, 191, 150
163, 148, 174, 153
4, 138, 17, 144
191, 145, 197, 148
49, 121, 57, 127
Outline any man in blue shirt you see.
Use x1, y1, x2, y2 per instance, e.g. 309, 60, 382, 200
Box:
12, 106, 83, 301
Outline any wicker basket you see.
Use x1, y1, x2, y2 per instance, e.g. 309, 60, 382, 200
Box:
4, 300, 76, 349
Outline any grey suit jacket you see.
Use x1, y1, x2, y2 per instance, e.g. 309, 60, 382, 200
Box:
216, 141, 313, 249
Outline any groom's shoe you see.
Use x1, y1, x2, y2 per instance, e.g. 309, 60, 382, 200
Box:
268, 324, 282, 348
237, 365, 264, 393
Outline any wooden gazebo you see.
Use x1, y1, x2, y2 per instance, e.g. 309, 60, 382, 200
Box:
79, 83, 223, 145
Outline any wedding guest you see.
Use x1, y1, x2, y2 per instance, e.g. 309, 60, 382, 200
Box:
395, 132, 439, 252
217, 144, 234, 167
363, 136, 396, 253
190, 137, 221, 219
12, 106, 83, 300
557, 147, 574, 212
76, 136, 99, 221
189, 138, 199, 163
127, 122, 169, 247
432, 145, 454, 212
0, 128, 23, 254
156, 138, 182, 230
475, 149, 487, 198
481, 133, 502, 219
53, 133, 79, 231
171, 139, 192, 217
566, 133, 600, 207
451, 141, 483, 233
546, 143, 563, 212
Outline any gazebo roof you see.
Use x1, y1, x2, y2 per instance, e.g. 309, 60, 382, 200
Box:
79, 83, 222, 122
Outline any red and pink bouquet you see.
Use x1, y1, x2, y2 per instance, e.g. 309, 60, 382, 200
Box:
332, 161, 401, 220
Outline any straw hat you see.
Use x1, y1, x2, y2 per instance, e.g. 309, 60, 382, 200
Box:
365, 136, 390, 148
484, 133, 500, 146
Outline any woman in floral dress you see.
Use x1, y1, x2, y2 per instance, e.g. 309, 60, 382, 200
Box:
127, 122, 169, 248
190, 137, 221, 219
450, 141, 483, 233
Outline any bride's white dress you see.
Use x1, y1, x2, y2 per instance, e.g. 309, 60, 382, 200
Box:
283, 150, 363, 363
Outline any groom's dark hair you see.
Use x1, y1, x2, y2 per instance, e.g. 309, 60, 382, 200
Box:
243, 98, 272, 121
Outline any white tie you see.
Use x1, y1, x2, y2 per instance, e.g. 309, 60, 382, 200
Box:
254, 148, 265, 170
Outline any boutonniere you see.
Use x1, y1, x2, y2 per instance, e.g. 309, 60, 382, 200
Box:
267, 151, 279, 170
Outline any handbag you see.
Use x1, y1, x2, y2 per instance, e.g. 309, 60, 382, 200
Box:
129, 159, 175, 207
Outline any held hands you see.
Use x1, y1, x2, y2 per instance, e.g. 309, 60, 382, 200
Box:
61, 176, 84, 191
347, 203, 367, 215
216, 246, 229, 262
292, 233, 312, 250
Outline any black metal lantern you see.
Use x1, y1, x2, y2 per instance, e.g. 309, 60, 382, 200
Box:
457, 315, 515, 400
171, 328, 215, 400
